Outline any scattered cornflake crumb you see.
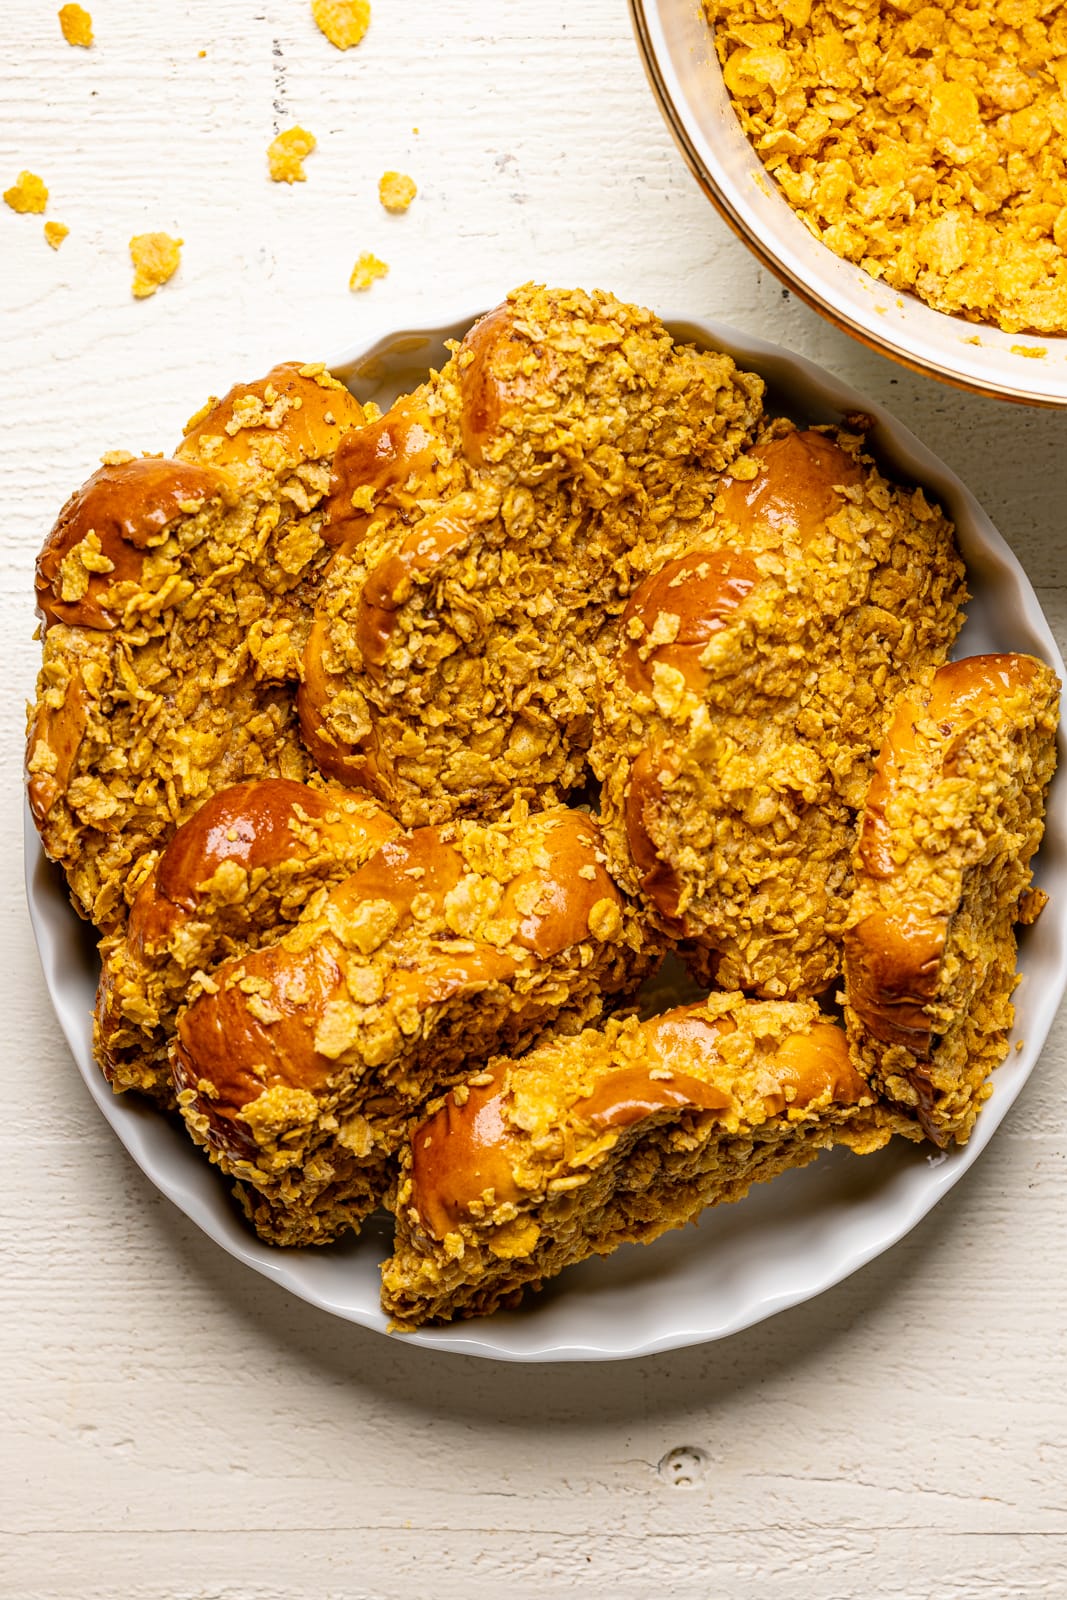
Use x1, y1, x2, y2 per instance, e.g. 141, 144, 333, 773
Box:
4, 171, 48, 214
129, 232, 183, 299
349, 251, 388, 291
58, 4, 93, 46
312, 0, 370, 50
268, 126, 317, 184
198, 48, 206, 57
44, 221, 69, 249
379, 171, 417, 213
1011, 345, 1047, 360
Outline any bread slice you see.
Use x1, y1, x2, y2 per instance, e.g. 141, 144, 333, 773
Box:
170, 805, 660, 1245
298, 285, 765, 827
96, 779, 400, 1103
381, 994, 912, 1328
593, 421, 966, 1000
843, 653, 1059, 1144
27, 364, 366, 931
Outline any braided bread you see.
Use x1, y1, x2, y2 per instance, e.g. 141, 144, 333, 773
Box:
593, 422, 967, 999
96, 778, 400, 1102
844, 653, 1059, 1144
382, 994, 914, 1328
28, 363, 365, 929
25, 289, 1058, 1314
170, 804, 659, 1244
299, 283, 764, 825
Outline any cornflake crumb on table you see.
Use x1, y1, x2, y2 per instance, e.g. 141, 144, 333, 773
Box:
4, 171, 48, 214
44, 222, 69, 249
129, 232, 183, 299
379, 171, 417, 213
58, 4, 93, 46
312, 0, 371, 51
349, 251, 388, 290
268, 127, 317, 184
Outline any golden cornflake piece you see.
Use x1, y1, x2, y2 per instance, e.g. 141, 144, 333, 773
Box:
44, 221, 69, 249
58, 4, 93, 46
349, 251, 388, 291
312, 0, 370, 50
268, 126, 317, 184
705, 0, 1067, 333
130, 232, 183, 299
379, 171, 417, 213
4, 171, 48, 214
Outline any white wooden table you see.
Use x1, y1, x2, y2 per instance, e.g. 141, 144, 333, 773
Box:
3, 4, 1066, 1596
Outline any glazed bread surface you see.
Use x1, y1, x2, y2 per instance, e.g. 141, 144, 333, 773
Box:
25, 291, 1059, 1311
844, 652, 1060, 1144
26, 364, 366, 930
298, 283, 765, 826
171, 804, 661, 1245
382, 993, 914, 1328
593, 421, 966, 999
96, 779, 400, 1102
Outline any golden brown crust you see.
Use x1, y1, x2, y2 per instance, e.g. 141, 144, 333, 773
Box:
383, 996, 909, 1327
456, 304, 557, 466
844, 652, 1060, 1143
170, 805, 661, 1245
618, 549, 760, 698
35, 457, 234, 631
594, 421, 966, 999
714, 427, 864, 548
26, 662, 89, 828
178, 361, 364, 482
323, 397, 440, 550
96, 779, 401, 1101
297, 284, 765, 826
27, 367, 368, 930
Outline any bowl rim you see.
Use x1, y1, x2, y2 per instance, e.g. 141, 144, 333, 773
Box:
629, 0, 1067, 408
26, 308, 1067, 1362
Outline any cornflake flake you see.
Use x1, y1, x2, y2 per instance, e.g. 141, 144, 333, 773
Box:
129, 232, 182, 299
379, 171, 417, 213
349, 251, 388, 291
58, 4, 93, 46
268, 127, 317, 184
4, 171, 48, 214
705, 0, 1067, 332
312, 0, 370, 50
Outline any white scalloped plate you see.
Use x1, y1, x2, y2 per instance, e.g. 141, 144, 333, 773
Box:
26, 314, 1067, 1362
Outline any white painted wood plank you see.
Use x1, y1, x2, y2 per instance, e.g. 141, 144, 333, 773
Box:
3, 0, 1067, 1595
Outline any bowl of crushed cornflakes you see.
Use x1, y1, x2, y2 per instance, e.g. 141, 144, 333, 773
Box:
631, 0, 1067, 404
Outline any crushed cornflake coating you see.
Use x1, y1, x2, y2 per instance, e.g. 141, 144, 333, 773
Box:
4, 171, 48, 214
705, 0, 1067, 334
349, 250, 388, 290
379, 171, 417, 213
268, 126, 317, 184
58, 4, 93, 46
129, 232, 183, 299
44, 221, 69, 249
312, 0, 370, 49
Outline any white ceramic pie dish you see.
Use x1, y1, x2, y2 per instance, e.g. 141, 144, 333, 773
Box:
26, 312, 1067, 1362
631, 0, 1067, 406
